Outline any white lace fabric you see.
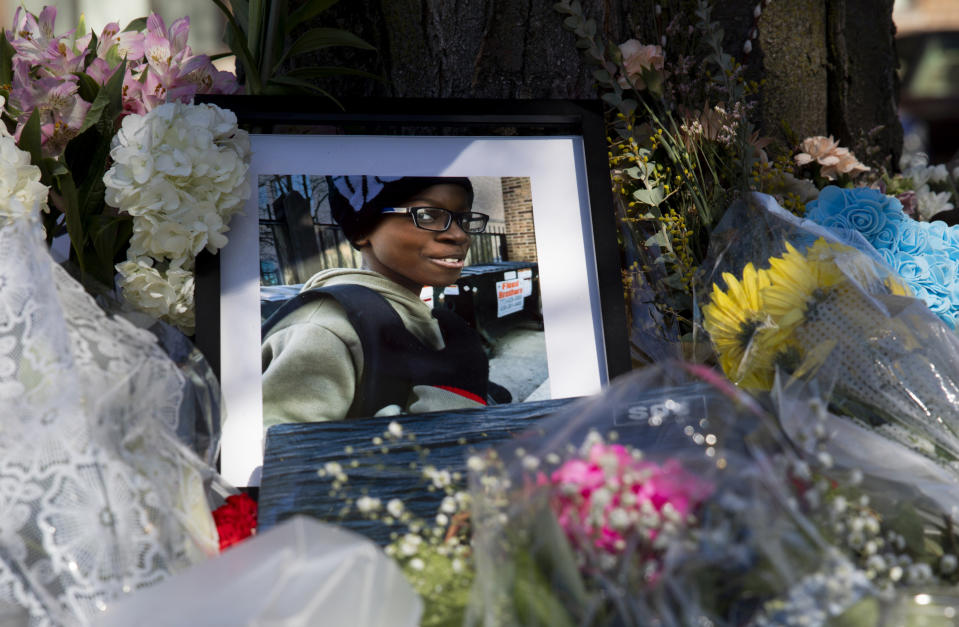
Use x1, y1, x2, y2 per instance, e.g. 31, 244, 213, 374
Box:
0, 219, 219, 625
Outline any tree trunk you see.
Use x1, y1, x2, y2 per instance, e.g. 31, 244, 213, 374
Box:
294, 0, 901, 166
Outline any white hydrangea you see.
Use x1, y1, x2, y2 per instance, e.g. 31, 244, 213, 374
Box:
115, 257, 195, 334
0, 116, 49, 225
105, 101, 251, 332
105, 101, 250, 253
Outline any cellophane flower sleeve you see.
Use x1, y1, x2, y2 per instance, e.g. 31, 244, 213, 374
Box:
465, 361, 872, 626
700, 192, 959, 467
0, 218, 224, 625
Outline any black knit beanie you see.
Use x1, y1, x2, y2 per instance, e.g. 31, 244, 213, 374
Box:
327, 176, 474, 245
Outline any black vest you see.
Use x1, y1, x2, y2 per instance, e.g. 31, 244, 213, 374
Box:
262, 284, 489, 418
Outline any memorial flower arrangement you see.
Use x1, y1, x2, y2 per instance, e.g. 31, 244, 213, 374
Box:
463, 363, 959, 625
804, 185, 959, 328
0, 129, 237, 623
553, 0, 959, 373
311, 420, 477, 627
887, 152, 959, 221
552, 0, 788, 365
701, 192, 959, 467
105, 101, 251, 333
0, 7, 248, 333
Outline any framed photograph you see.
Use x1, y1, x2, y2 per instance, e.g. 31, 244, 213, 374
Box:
195, 97, 629, 486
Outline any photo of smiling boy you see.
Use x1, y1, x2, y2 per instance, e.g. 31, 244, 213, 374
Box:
261, 176, 492, 426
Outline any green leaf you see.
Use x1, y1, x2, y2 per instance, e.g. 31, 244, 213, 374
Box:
634, 187, 665, 207
885, 502, 926, 555
591, 68, 611, 83
73, 72, 101, 102
662, 272, 686, 290
103, 44, 123, 68
285, 65, 383, 81
40, 157, 70, 179
276, 27, 375, 71
90, 214, 120, 271
512, 565, 578, 627
72, 128, 112, 220
265, 76, 344, 107
90, 214, 132, 272
80, 31, 98, 67
0, 32, 15, 87
563, 15, 581, 29
122, 17, 147, 32
78, 59, 125, 135
645, 231, 671, 248
287, 0, 339, 31
601, 92, 622, 107
248, 0, 267, 66
210, 0, 261, 93
18, 109, 43, 166
57, 172, 85, 270
830, 597, 880, 627
229, 0, 251, 36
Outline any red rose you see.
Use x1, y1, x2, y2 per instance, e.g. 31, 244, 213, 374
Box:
213, 493, 258, 551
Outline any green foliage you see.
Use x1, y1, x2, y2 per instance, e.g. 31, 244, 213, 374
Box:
0, 22, 131, 286
555, 0, 771, 365
210, 0, 379, 99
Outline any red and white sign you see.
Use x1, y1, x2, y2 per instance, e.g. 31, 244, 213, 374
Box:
496, 278, 525, 317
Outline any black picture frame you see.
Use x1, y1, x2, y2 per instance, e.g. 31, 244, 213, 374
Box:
194, 96, 629, 486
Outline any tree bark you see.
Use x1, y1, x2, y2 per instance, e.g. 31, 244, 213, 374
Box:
294, 0, 902, 167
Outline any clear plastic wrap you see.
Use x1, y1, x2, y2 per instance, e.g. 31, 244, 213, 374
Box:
464, 361, 872, 626
95, 516, 422, 627
700, 192, 959, 467
0, 219, 225, 625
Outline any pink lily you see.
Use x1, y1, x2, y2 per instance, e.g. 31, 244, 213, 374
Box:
7, 6, 60, 61
139, 70, 196, 112
143, 14, 191, 76
85, 57, 119, 85
39, 94, 90, 156
177, 54, 240, 95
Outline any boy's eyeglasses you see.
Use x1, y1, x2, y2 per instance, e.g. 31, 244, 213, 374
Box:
381, 207, 489, 233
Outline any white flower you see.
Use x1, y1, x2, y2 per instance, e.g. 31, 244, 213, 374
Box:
115, 257, 195, 334
466, 456, 485, 472
423, 466, 452, 489
324, 462, 342, 475
916, 187, 954, 220
104, 101, 251, 332
439, 496, 457, 514
356, 496, 381, 514
386, 499, 405, 518
387, 421, 403, 438
0, 126, 48, 224
399, 533, 421, 556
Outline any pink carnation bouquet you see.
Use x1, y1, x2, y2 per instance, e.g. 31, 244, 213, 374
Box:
465, 361, 876, 626
548, 439, 712, 574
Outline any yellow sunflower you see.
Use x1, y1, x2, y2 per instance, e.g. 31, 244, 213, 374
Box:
702, 262, 781, 390
761, 240, 846, 336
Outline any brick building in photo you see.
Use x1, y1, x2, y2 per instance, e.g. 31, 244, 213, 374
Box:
501, 177, 537, 262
